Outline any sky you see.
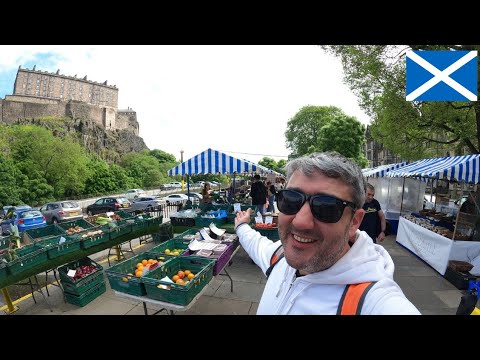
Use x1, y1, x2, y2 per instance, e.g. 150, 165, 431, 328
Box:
0, 45, 370, 164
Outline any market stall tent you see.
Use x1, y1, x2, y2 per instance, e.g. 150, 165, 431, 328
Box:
385, 154, 480, 277
167, 148, 279, 200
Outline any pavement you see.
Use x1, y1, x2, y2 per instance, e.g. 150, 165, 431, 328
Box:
0, 233, 467, 315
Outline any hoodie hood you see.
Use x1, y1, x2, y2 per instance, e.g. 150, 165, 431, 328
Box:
297, 230, 395, 285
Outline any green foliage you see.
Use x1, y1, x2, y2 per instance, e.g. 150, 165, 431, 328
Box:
150, 149, 177, 163
0, 155, 23, 207
258, 157, 286, 174
322, 45, 480, 159
285, 105, 366, 164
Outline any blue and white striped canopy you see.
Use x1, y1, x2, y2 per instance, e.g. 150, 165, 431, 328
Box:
168, 148, 259, 176
362, 162, 409, 178
386, 154, 480, 184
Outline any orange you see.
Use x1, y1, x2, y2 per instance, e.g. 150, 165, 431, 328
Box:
136, 263, 143, 269
172, 275, 180, 282
148, 259, 155, 264
122, 277, 128, 282
142, 259, 148, 266
135, 270, 143, 277
175, 278, 185, 285
177, 271, 185, 279
184, 270, 191, 276
187, 273, 195, 280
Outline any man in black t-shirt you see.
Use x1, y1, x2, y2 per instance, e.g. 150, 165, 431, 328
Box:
359, 183, 386, 243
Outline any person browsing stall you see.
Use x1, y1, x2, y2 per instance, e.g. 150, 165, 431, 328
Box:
250, 174, 267, 215
234, 152, 420, 315
201, 182, 213, 204
359, 183, 387, 243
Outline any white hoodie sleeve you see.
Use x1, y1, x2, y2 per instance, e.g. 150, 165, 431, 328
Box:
235, 224, 282, 274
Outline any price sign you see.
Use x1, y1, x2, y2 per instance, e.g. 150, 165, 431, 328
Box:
233, 203, 241, 212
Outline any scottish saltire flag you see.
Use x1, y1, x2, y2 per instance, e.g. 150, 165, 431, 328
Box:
406, 50, 477, 102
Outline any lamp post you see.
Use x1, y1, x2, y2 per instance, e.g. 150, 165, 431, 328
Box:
181, 150, 184, 191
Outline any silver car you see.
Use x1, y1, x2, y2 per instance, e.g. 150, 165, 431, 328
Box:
39, 201, 83, 224
129, 196, 166, 212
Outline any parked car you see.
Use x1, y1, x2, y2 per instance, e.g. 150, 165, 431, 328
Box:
1, 208, 47, 235
185, 192, 203, 204
124, 189, 147, 201
129, 196, 166, 212
86, 197, 131, 216
160, 193, 189, 205
164, 182, 182, 189
39, 201, 83, 224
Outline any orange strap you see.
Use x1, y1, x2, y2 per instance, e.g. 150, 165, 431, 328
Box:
337, 282, 376, 315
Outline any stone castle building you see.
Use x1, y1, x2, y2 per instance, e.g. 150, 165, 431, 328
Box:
0, 66, 139, 135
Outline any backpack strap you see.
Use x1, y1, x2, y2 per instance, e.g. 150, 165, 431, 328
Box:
336, 282, 377, 315
265, 244, 284, 278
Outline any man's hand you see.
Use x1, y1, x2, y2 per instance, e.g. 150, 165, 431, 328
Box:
235, 208, 251, 228
377, 231, 386, 242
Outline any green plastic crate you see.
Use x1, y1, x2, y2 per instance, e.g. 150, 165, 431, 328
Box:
149, 238, 191, 256
114, 210, 134, 219
105, 251, 173, 296
254, 226, 280, 241
24, 224, 67, 242
7, 243, 48, 275
55, 218, 95, 232
173, 228, 199, 241
58, 257, 103, 286
108, 220, 132, 240
194, 216, 226, 227
64, 281, 106, 307
0, 236, 10, 251
0, 261, 7, 282
35, 235, 82, 259
62, 270, 104, 296
80, 225, 111, 249
143, 256, 215, 306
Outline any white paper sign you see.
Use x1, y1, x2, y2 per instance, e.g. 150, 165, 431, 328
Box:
106, 211, 114, 217
209, 223, 226, 236
255, 216, 264, 224
58, 236, 66, 245
233, 203, 241, 212
264, 216, 273, 224
188, 239, 218, 251
67, 269, 76, 278
199, 228, 214, 241
257, 211, 262, 218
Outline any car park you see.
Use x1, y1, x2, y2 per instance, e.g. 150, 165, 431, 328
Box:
1, 208, 47, 235
85, 197, 131, 216
124, 189, 147, 200
39, 201, 83, 224
129, 196, 166, 212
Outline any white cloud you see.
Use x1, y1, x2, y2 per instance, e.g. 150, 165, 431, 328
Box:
0, 45, 370, 163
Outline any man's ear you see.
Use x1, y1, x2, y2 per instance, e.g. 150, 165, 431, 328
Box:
349, 208, 365, 239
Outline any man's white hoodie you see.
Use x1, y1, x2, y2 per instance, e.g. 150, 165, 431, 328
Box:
236, 224, 421, 315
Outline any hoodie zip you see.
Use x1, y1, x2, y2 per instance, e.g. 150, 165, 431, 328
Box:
275, 269, 297, 314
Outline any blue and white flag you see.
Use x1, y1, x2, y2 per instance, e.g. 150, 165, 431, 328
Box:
406, 50, 477, 102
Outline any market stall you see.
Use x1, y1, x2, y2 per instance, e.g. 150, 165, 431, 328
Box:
387, 154, 480, 282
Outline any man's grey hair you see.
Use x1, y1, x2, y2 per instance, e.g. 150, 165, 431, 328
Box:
284, 152, 366, 209
366, 183, 375, 192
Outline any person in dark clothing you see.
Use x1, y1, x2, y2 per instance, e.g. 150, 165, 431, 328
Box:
460, 192, 479, 215
359, 183, 386, 243
250, 174, 267, 215
266, 181, 276, 213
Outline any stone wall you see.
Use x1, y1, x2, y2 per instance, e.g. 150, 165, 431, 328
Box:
65, 100, 105, 125
117, 111, 138, 135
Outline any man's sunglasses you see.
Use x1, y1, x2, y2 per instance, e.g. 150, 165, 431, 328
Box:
276, 189, 357, 223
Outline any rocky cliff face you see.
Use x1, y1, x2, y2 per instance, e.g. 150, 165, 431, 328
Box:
13, 117, 148, 161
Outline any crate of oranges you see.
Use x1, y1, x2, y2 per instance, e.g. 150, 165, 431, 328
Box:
105, 251, 174, 296
143, 256, 215, 306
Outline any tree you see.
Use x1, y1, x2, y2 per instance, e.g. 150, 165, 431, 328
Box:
258, 157, 286, 174
149, 149, 177, 163
285, 105, 367, 166
322, 45, 480, 160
